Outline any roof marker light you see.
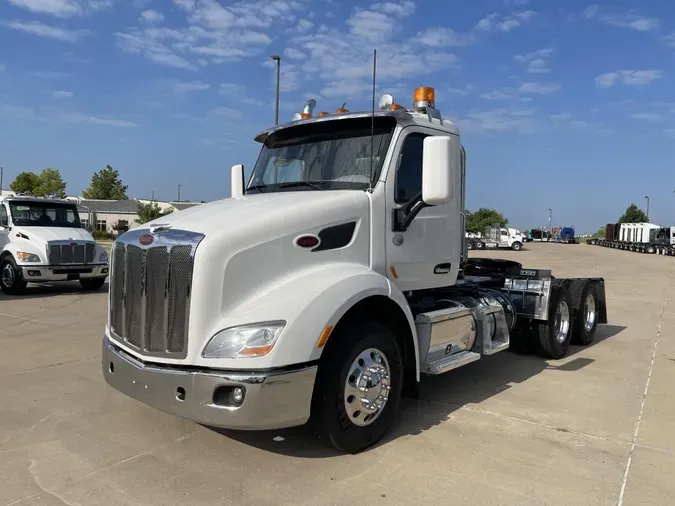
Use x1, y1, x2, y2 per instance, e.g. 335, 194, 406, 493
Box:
317, 111, 330, 117
378, 93, 394, 110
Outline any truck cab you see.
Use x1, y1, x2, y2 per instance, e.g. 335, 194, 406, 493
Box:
0, 195, 109, 294
102, 86, 607, 454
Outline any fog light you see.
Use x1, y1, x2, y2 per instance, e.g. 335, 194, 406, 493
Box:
232, 387, 244, 405
102, 268, 109, 274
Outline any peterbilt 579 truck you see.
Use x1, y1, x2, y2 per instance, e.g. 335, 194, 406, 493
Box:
102, 86, 608, 454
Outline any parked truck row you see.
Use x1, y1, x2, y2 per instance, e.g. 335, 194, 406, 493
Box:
101, 85, 609, 454
588, 222, 675, 255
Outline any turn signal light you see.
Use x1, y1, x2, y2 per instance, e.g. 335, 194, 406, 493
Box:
389, 103, 405, 110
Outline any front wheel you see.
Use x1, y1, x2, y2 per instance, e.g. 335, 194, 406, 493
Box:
0, 257, 27, 295
311, 320, 404, 454
476, 241, 485, 250
80, 277, 106, 290
511, 241, 523, 251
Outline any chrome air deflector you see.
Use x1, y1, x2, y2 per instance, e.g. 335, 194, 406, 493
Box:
108, 227, 205, 359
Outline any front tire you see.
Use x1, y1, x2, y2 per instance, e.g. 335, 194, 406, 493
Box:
476, 241, 485, 250
80, 277, 106, 290
511, 241, 523, 251
311, 319, 404, 454
0, 257, 27, 295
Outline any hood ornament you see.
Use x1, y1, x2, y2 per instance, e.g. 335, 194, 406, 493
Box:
149, 223, 171, 234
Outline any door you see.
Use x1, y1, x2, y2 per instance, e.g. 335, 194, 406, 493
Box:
385, 127, 462, 291
0, 204, 10, 250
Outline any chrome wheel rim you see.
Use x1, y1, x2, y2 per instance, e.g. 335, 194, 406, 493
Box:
343, 348, 391, 427
554, 300, 571, 344
584, 293, 596, 332
1, 263, 14, 288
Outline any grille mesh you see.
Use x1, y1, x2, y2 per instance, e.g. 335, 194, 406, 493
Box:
108, 232, 200, 358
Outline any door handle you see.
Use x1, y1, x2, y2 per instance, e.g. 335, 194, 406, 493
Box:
434, 263, 451, 274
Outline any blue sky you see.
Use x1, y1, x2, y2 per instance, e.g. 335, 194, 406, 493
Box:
1, 0, 674, 232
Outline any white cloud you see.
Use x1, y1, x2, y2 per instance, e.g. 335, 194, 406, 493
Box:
550, 113, 572, 121
295, 18, 313, 33
172, 80, 210, 93
595, 70, 663, 88
476, 10, 537, 32
514, 47, 553, 73
2, 20, 90, 41
582, 5, 658, 32
454, 107, 536, 134
549, 112, 608, 133
415, 27, 475, 47
284, 47, 306, 60
504, 0, 529, 4
662, 33, 675, 48
630, 112, 664, 123
519, 82, 561, 94
446, 84, 476, 96
52, 90, 73, 98
6, 0, 112, 17
61, 112, 137, 127
139, 9, 165, 24
371, 1, 415, 17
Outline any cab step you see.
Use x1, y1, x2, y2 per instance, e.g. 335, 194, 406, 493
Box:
423, 350, 480, 375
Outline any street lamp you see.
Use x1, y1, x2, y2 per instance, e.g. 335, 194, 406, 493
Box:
177, 184, 182, 202
644, 195, 649, 222
270, 55, 281, 126
0, 166, 3, 195
548, 208, 552, 233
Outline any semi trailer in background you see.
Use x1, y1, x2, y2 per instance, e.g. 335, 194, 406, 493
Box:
588, 222, 672, 254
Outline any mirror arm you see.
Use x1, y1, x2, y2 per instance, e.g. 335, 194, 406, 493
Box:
392, 191, 429, 232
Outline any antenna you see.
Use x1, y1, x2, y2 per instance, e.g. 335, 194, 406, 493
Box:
368, 48, 377, 192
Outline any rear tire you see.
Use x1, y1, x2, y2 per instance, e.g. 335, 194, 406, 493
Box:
572, 282, 599, 346
311, 319, 404, 454
80, 277, 106, 290
0, 257, 27, 295
536, 286, 573, 359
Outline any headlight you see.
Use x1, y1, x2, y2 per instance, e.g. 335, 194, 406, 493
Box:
202, 321, 286, 358
99, 251, 109, 262
16, 251, 41, 263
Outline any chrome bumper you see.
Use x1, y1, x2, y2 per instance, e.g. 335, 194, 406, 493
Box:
21, 264, 109, 281
102, 336, 318, 430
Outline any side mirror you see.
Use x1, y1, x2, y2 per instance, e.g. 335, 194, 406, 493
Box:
231, 164, 244, 198
421, 136, 453, 206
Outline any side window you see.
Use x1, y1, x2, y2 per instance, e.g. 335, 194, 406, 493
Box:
0, 205, 7, 227
395, 133, 427, 203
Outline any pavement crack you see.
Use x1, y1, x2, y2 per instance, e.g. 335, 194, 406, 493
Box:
0, 356, 99, 377
617, 265, 673, 506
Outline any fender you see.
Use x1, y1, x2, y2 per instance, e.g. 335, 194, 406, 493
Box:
197, 263, 420, 379
2, 241, 45, 263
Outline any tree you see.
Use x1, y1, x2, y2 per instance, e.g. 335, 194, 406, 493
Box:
35, 168, 67, 198
595, 225, 606, 238
465, 208, 509, 234
82, 165, 128, 200
136, 201, 173, 224
10, 172, 41, 194
618, 203, 648, 223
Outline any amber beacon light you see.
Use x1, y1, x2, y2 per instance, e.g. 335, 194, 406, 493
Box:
413, 86, 435, 109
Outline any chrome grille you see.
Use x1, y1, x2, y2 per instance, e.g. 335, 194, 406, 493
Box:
109, 228, 204, 359
48, 243, 95, 265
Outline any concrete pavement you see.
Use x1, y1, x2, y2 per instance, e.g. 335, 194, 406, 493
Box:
1, 242, 673, 505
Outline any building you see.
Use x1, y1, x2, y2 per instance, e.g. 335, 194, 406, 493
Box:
70, 198, 203, 234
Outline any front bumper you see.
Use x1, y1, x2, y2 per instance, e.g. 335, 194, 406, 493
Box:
102, 336, 318, 430
20, 264, 109, 282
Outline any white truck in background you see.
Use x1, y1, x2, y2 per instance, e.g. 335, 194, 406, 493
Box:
102, 86, 608, 454
479, 225, 525, 251
0, 195, 110, 294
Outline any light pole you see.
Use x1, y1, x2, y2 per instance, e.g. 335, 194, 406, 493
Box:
151, 189, 155, 202
271, 55, 281, 125
644, 195, 649, 222
0, 166, 3, 195
177, 184, 182, 202
548, 208, 552, 234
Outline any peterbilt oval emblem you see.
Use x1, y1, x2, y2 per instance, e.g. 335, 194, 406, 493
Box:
139, 234, 154, 246
392, 234, 404, 246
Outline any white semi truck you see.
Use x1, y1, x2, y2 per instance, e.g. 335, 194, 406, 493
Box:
102, 86, 608, 454
589, 222, 665, 254
0, 195, 110, 294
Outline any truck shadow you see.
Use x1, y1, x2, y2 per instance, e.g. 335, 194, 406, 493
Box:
209, 324, 626, 458
0, 282, 109, 300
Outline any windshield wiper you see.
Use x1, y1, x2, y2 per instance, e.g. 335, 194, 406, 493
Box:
245, 184, 268, 193
277, 181, 323, 191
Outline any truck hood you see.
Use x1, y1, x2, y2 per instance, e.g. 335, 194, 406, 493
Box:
142, 190, 370, 238
13, 226, 95, 242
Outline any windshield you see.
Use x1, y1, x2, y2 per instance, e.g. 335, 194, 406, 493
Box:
246, 116, 397, 193
9, 201, 82, 228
